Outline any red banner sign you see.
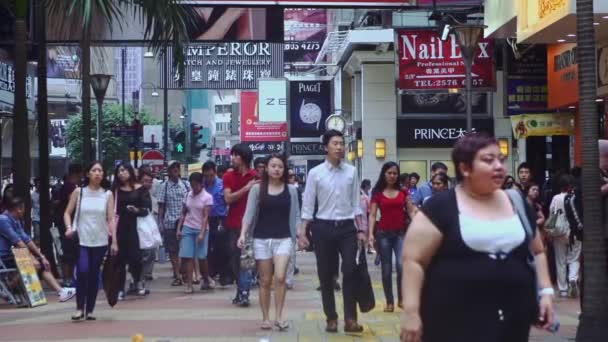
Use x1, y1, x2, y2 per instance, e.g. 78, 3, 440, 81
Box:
397, 29, 495, 90
240, 91, 288, 142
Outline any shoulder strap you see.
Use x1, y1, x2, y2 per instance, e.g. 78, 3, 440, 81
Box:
75, 186, 83, 228
569, 194, 583, 228
506, 189, 534, 241
164, 181, 168, 204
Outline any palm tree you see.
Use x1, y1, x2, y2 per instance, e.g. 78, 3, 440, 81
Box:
45, 0, 196, 165
575, 0, 608, 340
11, 0, 31, 228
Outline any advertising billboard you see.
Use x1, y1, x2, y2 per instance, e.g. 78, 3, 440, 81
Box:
396, 29, 495, 91
161, 42, 284, 89
284, 8, 327, 70
240, 91, 288, 142
183, 0, 414, 7
289, 80, 332, 139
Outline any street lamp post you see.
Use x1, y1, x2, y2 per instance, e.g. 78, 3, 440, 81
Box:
90, 74, 112, 161
452, 24, 486, 132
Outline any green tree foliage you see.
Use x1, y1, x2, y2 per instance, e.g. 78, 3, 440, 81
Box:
66, 104, 160, 170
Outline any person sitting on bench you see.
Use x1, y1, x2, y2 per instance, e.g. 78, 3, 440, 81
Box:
0, 197, 75, 302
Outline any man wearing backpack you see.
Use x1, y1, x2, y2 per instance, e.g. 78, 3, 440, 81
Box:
548, 174, 582, 298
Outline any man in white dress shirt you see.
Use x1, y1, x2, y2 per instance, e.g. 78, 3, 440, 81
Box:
298, 129, 366, 334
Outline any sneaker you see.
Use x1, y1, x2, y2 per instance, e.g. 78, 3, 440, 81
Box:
137, 287, 147, 296
232, 295, 241, 305
559, 291, 569, 298
294, 267, 300, 275
58, 287, 76, 302
200, 280, 214, 291
237, 296, 250, 307
569, 280, 579, 297
118, 291, 125, 301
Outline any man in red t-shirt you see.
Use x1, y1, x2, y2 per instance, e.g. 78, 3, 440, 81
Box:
222, 143, 258, 307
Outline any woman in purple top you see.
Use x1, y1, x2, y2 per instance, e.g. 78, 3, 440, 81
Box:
177, 172, 214, 294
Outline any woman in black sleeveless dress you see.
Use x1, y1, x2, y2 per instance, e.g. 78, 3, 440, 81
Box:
112, 162, 152, 298
400, 133, 555, 342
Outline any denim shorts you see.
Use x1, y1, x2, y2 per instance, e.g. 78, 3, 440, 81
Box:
179, 226, 209, 259
253, 238, 293, 260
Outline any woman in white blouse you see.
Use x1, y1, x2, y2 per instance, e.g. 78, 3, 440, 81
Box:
64, 161, 117, 321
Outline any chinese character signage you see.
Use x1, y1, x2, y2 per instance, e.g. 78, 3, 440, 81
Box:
547, 43, 578, 109
507, 79, 549, 115
507, 45, 550, 115
245, 142, 285, 154
289, 80, 332, 138
13, 248, 47, 307
240, 91, 288, 142
396, 29, 495, 90
161, 43, 283, 89
401, 93, 488, 115
0, 61, 33, 98
510, 113, 575, 139
397, 118, 494, 148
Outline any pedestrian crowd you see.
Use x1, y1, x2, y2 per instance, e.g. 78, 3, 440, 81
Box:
1, 130, 592, 341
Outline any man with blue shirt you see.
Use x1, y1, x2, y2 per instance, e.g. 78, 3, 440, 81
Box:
0, 197, 75, 302
415, 162, 448, 206
202, 161, 229, 286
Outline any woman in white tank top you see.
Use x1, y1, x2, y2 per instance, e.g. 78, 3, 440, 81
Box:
64, 161, 116, 321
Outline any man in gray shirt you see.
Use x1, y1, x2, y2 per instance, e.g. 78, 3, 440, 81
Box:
298, 130, 366, 333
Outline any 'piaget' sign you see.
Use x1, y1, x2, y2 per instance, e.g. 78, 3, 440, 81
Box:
396, 29, 495, 90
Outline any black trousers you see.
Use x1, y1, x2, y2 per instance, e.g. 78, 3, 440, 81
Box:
207, 216, 225, 277
312, 220, 358, 321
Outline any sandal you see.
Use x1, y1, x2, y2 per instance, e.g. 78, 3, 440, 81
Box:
261, 320, 272, 330
184, 287, 194, 294
171, 278, 183, 286
275, 320, 290, 331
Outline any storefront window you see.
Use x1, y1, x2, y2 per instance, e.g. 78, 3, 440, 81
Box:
400, 160, 428, 184
430, 160, 456, 180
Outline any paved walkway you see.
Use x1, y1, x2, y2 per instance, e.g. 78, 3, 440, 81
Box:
0, 252, 579, 342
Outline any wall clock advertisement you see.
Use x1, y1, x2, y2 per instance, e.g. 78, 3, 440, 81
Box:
289, 80, 332, 139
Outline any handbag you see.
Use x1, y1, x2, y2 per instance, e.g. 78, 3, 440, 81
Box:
102, 254, 125, 307
505, 189, 540, 322
240, 239, 256, 270
66, 187, 84, 238
354, 244, 375, 313
137, 213, 162, 249
545, 207, 570, 238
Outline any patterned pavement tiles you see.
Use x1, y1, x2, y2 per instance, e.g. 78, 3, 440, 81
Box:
0, 252, 579, 342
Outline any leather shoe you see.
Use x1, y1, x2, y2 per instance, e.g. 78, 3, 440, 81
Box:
344, 320, 363, 333
325, 319, 338, 333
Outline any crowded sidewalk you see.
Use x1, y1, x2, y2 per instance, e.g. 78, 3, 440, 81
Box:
0, 252, 578, 342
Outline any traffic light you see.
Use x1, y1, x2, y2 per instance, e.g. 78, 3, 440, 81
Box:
173, 130, 185, 154
190, 123, 206, 156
